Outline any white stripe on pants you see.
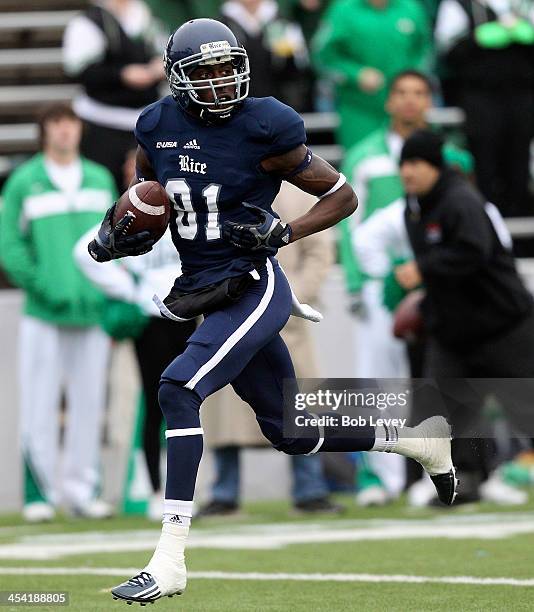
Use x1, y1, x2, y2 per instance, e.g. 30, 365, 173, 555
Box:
19, 316, 110, 507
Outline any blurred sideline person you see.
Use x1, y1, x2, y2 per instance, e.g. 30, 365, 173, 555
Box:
74, 150, 197, 520
339, 71, 433, 377
337, 71, 471, 505
435, 0, 534, 216
312, 0, 432, 148
62, 0, 167, 191
220, 0, 310, 111
339, 70, 472, 363
199, 182, 341, 516
0, 104, 116, 521
355, 189, 529, 506
399, 130, 534, 503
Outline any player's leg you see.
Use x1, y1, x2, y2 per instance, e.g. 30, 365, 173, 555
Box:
111, 258, 293, 603
62, 325, 111, 516
19, 317, 62, 520
231, 334, 376, 454
231, 333, 457, 504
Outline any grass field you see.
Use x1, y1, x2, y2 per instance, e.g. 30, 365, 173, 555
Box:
1, 496, 534, 611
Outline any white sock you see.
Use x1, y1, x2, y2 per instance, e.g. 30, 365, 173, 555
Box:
162, 514, 191, 527
162, 498, 192, 527
371, 423, 423, 458
371, 423, 399, 452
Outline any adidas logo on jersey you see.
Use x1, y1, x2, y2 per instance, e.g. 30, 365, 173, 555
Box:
183, 139, 201, 149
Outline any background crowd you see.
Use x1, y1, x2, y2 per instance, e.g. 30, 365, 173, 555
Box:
1, 0, 534, 521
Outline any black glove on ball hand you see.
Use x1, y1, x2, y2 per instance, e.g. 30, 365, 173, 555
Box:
222, 203, 292, 251
88, 204, 155, 262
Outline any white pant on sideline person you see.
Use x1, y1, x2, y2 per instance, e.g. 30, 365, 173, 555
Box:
354, 280, 408, 501
19, 316, 111, 517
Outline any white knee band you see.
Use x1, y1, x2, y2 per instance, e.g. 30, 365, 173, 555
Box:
165, 427, 204, 438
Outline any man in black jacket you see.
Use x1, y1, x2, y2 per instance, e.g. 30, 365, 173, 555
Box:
399, 130, 534, 500
63, 0, 165, 191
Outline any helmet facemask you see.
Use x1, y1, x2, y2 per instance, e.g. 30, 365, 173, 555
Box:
165, 41, 250, 116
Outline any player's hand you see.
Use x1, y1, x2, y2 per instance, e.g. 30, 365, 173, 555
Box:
88, 204, 155, 262
222, 203, 292, 251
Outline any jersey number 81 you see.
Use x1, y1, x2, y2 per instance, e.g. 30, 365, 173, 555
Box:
166, 178, 221, 241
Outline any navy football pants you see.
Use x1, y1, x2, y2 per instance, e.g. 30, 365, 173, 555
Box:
158, 258, 375, 502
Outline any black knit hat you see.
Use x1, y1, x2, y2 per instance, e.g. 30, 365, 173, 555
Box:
400, 129, 444, 168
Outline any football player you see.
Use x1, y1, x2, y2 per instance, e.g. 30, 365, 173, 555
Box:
88, 19, 457, 605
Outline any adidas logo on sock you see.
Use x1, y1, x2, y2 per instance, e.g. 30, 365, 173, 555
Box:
169, 514, 183, 524
183, 139, 200, 149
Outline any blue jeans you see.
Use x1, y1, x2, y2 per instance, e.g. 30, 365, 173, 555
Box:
211, 445, 329, 504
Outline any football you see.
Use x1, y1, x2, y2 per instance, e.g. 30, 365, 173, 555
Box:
113, 181, 170, 242
393, 289, 425, 341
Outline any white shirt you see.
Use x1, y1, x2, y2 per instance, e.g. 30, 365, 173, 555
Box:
44, 157, 82, 194
75, 226, 181, 317
386, 131, 404, 163
354, 199, 412, 279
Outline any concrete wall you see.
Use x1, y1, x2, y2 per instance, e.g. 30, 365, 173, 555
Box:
0, 267, 356, 512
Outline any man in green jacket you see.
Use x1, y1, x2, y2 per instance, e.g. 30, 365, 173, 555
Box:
339, 70, 472, 306
0, 104, 117, 522
312, 0, 432, 149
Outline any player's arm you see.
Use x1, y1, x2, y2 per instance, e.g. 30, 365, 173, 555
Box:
129, 145, 158, 186
87, 146, 157, 262
222, 145, 357, 250
262, 145, 357, 242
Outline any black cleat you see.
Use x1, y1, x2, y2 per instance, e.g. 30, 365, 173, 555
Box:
111, 572, 161, 605
409, 417, 458, 506
430, 469, 459, 506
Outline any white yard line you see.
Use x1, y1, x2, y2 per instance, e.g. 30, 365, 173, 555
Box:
2, 515, 534, 559
0, 567, 533, 587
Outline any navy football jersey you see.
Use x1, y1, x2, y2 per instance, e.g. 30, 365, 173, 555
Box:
134, 95, 306, 291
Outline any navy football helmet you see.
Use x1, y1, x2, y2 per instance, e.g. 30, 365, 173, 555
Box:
163, 19, 250, 118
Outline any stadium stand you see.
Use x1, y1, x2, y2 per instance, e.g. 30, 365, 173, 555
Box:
0, 1, 87, 178
0, 0, 338, 177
